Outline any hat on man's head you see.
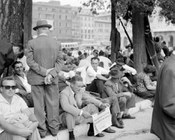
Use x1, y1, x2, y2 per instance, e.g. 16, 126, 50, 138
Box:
109, 66, 123, 78
33, 20, 52, 31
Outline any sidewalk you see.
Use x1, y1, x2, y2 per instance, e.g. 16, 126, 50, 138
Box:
77, 108, 159, 140
43, 107, 160, 140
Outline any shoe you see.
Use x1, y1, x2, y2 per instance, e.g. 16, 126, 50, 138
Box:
112, 118, 124, 129
104, 127, 116, 133
96, 133, 105, 137
122, 113, 135, 119
88, 131, 105, 137
118, 118, 124, 126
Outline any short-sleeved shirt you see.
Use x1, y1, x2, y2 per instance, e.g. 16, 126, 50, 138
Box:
0, 94, 28, 133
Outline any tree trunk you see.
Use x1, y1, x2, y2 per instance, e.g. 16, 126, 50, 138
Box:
0, 0, 32, 46
132, 8, 147, 73
23, 0, 32, 48
110, 0, 116, 63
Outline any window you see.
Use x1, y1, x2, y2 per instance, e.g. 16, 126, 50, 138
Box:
38, 7, 42, 11
52, 8, 56, 12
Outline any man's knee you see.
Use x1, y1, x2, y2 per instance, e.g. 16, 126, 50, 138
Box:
84, 104, 99, 114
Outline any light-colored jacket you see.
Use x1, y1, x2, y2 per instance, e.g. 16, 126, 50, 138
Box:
60, 86, 81, 117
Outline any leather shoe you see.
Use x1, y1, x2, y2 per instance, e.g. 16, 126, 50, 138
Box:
122, 114, 135, 119
96, 133, 105, 137
88, 131, 104, 137
113, 118, 124, 129
104, 127, 116, 133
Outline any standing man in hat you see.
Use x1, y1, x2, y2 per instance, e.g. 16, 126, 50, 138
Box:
25, 20, 63, 138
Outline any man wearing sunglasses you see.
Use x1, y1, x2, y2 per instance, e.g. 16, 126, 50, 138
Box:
0, 76, 40, 140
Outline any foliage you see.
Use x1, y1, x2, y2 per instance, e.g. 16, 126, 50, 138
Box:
81, 0, 156, 18
157, 0, 175, 23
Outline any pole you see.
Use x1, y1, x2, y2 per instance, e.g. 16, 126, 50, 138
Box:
118, 17, 133, 48
110, 0, 116, 62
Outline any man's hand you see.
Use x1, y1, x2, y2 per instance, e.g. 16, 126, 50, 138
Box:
82, 111, 91, 119
44, 74, 53, 85
100, 103, 109, 110
17, 128, 33, 137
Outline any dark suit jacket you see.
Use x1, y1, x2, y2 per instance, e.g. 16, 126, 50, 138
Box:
151, 54, 175, 140
25, 35, 63, 85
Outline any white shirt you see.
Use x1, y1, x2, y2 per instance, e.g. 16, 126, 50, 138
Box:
85, 65, 109, 84
122, 64, 137, 75
0, 94, 28, 133
99, 56, 112, 70
18, 74, 31, 93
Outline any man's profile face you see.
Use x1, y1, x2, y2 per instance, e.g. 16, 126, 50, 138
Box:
1, 80, 16, 99
91, 59, 99, 70
71, 81, 84, 93
14, 63, 24, 75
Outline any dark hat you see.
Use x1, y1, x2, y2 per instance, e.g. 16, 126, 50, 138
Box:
33, 20, 52, 31
109, 66, 123, 78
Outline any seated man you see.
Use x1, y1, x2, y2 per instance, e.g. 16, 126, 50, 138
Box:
74, 79, 124, 129
60, 75, 115, 140
12, 61, 33, 107
85, 57, 109, 98
0, 76, 40, 140
104, 67, 136, 119
135, 65, 156, 100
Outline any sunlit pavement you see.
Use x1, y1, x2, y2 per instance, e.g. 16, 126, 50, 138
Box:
76, 108, 159, 140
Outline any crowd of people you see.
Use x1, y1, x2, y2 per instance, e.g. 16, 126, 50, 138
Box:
0, 19, 174, 140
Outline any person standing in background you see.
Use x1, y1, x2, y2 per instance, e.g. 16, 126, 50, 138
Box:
25, 20, 63, 138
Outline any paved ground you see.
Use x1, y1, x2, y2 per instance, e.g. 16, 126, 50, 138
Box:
76, 108, 160, 140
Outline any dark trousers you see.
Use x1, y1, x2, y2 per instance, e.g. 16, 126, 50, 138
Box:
86, 79, 106, 98
31, 84, 60, 137
100, 96, 121, 124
